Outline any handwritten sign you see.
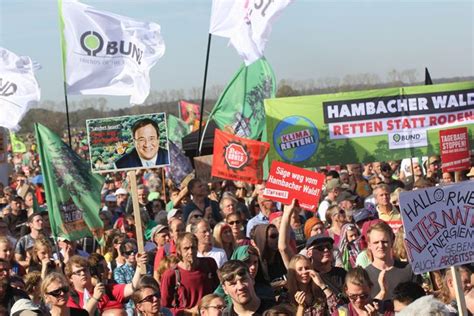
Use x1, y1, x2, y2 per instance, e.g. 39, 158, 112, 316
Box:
263, 161, 325, 211
439, 127, 470, 173
399, 181, 474, 274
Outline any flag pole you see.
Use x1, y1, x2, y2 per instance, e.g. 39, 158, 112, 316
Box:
62, 81, 73, 147
58, 0, 72, 147
196, 33, 212, 156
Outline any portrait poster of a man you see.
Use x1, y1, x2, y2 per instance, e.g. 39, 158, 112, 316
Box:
86, 113, 170, 172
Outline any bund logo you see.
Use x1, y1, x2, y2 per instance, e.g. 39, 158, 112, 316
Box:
80, 31, 104, 56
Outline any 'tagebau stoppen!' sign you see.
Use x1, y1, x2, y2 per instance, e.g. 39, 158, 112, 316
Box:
263, 161, 325, 211
399, 181, 474, 275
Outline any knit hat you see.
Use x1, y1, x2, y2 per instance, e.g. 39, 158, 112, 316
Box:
304, 217, 323, 239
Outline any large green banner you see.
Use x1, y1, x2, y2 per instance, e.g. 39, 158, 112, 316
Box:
265, 81, 474, 166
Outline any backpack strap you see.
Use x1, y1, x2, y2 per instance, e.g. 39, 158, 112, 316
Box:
173, 268, 182, 308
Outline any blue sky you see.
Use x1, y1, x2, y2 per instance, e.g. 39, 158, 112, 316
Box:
1, 0, 473, 108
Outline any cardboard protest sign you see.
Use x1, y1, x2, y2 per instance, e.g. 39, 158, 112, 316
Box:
87, 113, 169, 172
399, 181, 474, 274
439, 127, 470, 173
263, 161, 325, 211
194, 155, 216, 183
265, 81, 474, 166
211, 129, 269, 184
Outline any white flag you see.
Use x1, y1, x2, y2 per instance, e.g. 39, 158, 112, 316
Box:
0, 47, 41, 130
61, 0, 165, 105
209, 0, 293, 65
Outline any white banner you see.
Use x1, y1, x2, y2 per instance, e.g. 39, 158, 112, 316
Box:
0, 47, 40, 130
399, 181, 474, 274
209, 0, 293, 65
61, 0, 165, 105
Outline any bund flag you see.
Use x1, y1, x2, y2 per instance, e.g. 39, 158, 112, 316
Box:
60, 0, 165, 104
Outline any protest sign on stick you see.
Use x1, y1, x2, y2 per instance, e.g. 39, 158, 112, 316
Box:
263, 161, 325, 211
128, 170, 146, 274
399, 181, 474, 275
439, 127, 470, 173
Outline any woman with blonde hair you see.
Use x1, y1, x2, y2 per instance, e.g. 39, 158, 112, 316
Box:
198, 293, 226, 316
213, 222, 236, 259
287, 254, 328, 316
325, 205, 347, 245
28, 237, 60, 278
393, 226, 408, 262
41, 272, 88, 316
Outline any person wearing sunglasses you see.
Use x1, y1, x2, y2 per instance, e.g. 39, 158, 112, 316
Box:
114, 241, 142, 316
132, 283, 172, 316
305, 234, 347, 313
225, 212, 250, 247
218, 260, 276, 315
65, 252, 147, 315
198, 294, 226, 316
41, 272, 88, 316
334, 267, 386, 316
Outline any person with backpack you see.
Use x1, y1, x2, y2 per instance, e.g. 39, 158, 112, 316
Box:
160, 232, 219, 315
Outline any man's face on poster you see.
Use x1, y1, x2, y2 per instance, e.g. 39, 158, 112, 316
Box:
134, 123, 159, 160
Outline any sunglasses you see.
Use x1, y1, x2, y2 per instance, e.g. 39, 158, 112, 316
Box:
228, 220, 241, 226
123, 250, 137, 257
313, 243, 333, 252
347, 293, 369, 301
71, 268, 89, 276
205, 305, 226, 311
139, 291, 160, 303
47, 286, 69, 298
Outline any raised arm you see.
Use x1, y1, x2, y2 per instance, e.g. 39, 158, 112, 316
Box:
278, 199, 297, 269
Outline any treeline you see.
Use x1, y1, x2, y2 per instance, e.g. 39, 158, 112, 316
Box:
19, 70, 474, 134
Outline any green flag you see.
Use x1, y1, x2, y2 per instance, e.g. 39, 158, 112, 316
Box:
10, 132, 27, 153
35, 123, 104, 244
208, 57, 276, 140
167, 114, 191, 147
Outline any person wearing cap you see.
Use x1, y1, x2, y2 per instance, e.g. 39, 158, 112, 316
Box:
14, 212, 45, 269
115, 188, 129, 214
353, 208, 372, 229
55, 236, 90, 264
151, 224, 171, 280
304, 234, 347, 310
425, 155, 441, 182
317, 179, 341, 223
373, 184, 401, 222
337, 190, 358, 223
379, 162, 404, 193
167, 208, 182, 223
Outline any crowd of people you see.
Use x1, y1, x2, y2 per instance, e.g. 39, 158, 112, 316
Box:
1, 139, 474, 316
